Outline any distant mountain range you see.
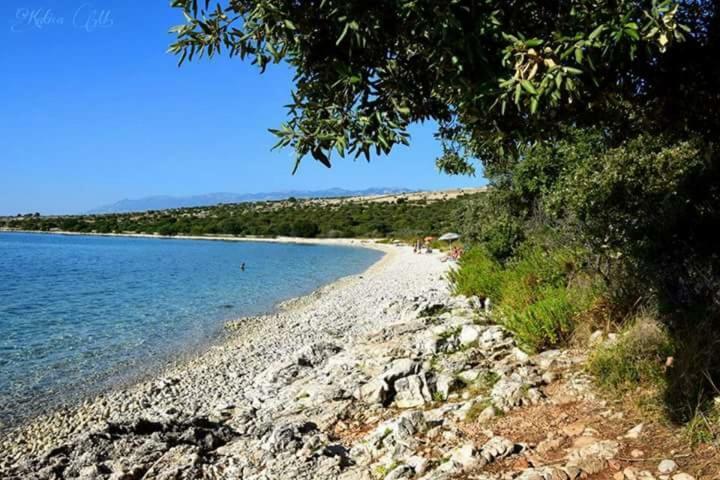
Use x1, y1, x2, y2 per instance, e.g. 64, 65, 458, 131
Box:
86, 188, 415, 214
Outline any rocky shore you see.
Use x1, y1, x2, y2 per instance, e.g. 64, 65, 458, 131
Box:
0, 244, 706, 479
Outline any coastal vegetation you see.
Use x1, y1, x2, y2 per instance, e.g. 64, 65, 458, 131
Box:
0, 193, 479, 239
167, 0, 720, 442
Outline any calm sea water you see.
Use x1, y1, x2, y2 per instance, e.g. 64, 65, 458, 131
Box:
0, 232, 382, 429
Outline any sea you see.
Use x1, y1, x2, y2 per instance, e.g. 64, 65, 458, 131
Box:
0, 232, 382, 430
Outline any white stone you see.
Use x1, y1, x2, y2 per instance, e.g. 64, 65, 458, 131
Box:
658, 460, 678, 474
624, 423, 644, 439
457, 369, 481, 383
672, 474, 695, 480
393, 374, 431, 408
459, 324, 482, 345
449, 443, 481, 469
589, 330, 604, 346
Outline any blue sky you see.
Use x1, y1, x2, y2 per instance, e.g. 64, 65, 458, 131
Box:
0, 1, 483, 215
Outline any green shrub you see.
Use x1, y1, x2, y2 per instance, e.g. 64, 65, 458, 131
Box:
501, 286, 578, 352
588, 316, 673, 392
497, 245, 596, 351
451, 242, 598, 352
449, 247, 503, 301
497, 244, 578, 310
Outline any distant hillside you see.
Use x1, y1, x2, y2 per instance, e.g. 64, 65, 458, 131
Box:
87, 188, 414, 214
4, 189, 485, 239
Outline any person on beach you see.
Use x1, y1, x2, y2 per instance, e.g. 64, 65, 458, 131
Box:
241, 262, 246, 271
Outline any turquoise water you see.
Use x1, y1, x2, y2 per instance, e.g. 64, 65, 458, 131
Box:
0, 232, 382, 429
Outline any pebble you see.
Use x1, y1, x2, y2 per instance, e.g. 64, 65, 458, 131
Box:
624, 423, 644, 439
658, 459, 678, 474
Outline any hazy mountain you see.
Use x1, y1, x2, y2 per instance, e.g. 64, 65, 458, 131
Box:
87, 188, 414, 214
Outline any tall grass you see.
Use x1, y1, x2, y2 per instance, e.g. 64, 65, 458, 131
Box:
449, 247, 503, 301
451, 245, 600, 352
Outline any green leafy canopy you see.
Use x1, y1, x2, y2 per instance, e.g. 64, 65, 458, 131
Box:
168, 0, 707, 174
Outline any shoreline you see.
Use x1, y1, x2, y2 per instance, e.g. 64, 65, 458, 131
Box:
0, 238, 440, 469
0, 228, 393, 250
0, 232, 394, 433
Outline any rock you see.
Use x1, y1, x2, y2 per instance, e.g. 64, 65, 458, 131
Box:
434, 373, 458, 401
571, 436, 598, 449
141, 444, 201, 479
630, 449, 644, 458
459, 325, 482, 346
567, 440, 619, 475
536, 435, 564, 455
457, 369, 481, 383
296, 342, 341, 367
491, 374, 527, 411
516, 467, 569, 480
671, 474, 695, 480
78, 465, 102, 480
449, 443, 483, 469
658, 460, 678, 474
393, 375, 432, 408
479, 436, 516, 463
357, 378, 390, 405
512, 347, 531, 364
383, 359, 421, 383
562, 422, 586, 437
263, 422, 317, 453
541, 371, 557, 384
589, 330, 604, 346
406, 455, 429, 475
624, 423, 644, 439
624, 467, 640, 480
386, 464, 414, 480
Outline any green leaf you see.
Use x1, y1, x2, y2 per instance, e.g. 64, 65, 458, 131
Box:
625, 28, 640, 40
588, 24, 605, 41
574, 48, 583, 64
521, 80, 537, 95
337, 23, 350, 45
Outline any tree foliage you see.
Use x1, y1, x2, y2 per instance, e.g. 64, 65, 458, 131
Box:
168, 0, 717, 175
1, 195, 479, 240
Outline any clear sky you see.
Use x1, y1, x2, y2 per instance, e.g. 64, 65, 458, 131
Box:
0, 1, 484, 215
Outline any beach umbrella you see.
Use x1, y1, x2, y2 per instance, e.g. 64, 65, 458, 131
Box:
438, 232, 460, 241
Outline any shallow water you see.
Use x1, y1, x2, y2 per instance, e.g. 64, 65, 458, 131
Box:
0, 232, 382, 429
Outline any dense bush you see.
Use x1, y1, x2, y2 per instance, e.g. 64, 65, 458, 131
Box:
449, 247, 503, 301
451, 128, 720, 434
588, 316, 674, 392
452, 243, 600, 352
